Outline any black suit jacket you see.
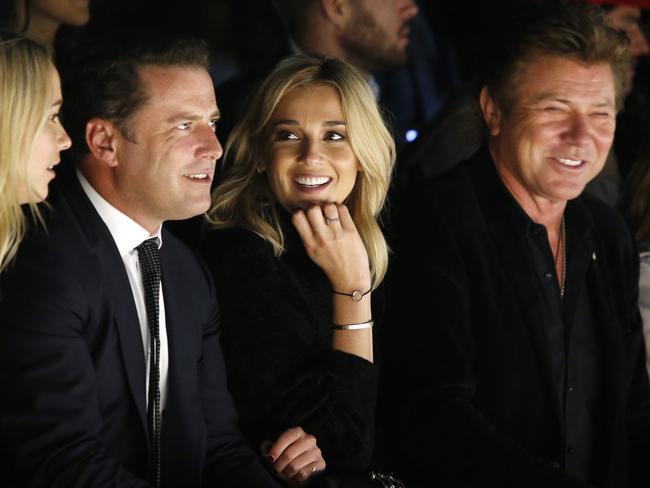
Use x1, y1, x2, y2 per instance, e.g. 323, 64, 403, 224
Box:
382, 148, 650, 487
0, 165, 279, 488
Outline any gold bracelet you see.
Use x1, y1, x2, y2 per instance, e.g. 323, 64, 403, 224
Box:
330, 320, 373, 330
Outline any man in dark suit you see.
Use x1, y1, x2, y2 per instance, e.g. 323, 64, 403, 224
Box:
0, 37, 284, 487
384, 3, 650, 487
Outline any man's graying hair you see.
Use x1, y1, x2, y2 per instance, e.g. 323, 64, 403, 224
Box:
482, 0, 631, 113
61, 35, 210, 163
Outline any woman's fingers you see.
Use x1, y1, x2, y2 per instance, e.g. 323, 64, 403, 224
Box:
267, 426, 305, 463
283, 448, 326, 483
292, 209, 314, 244
262, 427, 325, 484
271, 428, 316, 472
322, 202, 342, 228
336, 203, 356, 232
291, 203, 370, 290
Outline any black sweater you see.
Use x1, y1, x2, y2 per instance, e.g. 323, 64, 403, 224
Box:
201, 214, 379, 469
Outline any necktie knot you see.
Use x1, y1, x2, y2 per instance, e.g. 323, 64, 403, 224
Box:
136, 237, 161, 284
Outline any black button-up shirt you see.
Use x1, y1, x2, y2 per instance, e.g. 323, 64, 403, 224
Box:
526, 215, 603, 483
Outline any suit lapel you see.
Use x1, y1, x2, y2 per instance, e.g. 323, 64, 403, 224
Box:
59, 165, 149, 438
157, 235, 193, 426
584, 233, 623, 481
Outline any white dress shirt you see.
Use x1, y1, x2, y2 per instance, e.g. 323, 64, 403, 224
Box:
78, 170, 169, 411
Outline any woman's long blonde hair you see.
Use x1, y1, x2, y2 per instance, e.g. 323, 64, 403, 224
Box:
207, 54, 396, 288
0, 34, 52, 270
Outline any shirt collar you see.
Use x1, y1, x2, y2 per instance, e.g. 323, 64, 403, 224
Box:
470, 147, 593, 240
77, 169, 163, 256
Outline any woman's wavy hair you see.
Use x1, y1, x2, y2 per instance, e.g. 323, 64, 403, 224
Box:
207, 54, 396, 288
0, 33, 52, 270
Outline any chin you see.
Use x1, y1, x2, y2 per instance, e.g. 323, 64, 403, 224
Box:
182, 202, 211, 220
31, 186, 49, 204
550, 187, 586, 203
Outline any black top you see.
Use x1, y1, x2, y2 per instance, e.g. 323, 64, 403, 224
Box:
201, 211, 379, 469
525, 206, 602, 482
382, 147, 650, 488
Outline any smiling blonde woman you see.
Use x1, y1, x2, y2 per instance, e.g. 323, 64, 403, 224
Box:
203, 54, 395, 483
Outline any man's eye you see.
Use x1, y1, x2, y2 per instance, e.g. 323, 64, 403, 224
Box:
209, 119, 219, 131
177, 122, 191, 130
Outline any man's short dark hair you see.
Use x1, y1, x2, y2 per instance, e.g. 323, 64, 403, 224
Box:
481, 0, 631, 113
61, 35, 211, 163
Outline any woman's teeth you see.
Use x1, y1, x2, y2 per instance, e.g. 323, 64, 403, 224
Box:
294, 176, 331, 187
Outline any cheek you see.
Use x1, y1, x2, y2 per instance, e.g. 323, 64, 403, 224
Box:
265, 166, 289, 196
334, 156, 361, 188
27, 131, 50, 170
267, 145, 297, 167
595, 125, 615, 148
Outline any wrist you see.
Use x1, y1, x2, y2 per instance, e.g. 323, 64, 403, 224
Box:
328, 274, 371, 294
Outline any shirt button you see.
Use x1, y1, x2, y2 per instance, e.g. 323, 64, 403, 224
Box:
544, 272, 553, 280
567, 446, 574, 454
568, 386, 575, 393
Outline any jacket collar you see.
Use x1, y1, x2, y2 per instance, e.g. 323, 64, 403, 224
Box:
57, 163, 150, 440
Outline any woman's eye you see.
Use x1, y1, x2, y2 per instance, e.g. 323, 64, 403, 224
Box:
544, 106, 564, 113
326, 132, 344, 141
50, 112, 61, 123
276, 130, 298, 140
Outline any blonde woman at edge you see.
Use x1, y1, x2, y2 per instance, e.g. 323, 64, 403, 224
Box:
202, 54, 395, 484
0, 33, 71, 272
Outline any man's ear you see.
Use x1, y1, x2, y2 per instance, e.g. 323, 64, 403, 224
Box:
479, 86, 502, 137
320, 0, 349, 28
85, 119, 121, 168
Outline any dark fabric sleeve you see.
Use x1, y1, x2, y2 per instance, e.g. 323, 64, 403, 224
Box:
382, 201, 592, 488
202, 230, 378, 470
198, 260, 281, 487
0, 232, 151, 487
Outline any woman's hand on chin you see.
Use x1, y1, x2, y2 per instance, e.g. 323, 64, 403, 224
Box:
292, 203, 371, 291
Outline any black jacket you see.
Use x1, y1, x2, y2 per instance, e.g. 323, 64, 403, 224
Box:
202, 214, 378, 470
382, 147, 650, 487
0, 165, 279, 488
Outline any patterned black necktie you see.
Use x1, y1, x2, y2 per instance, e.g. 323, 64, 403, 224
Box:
136, 237, 161, 488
